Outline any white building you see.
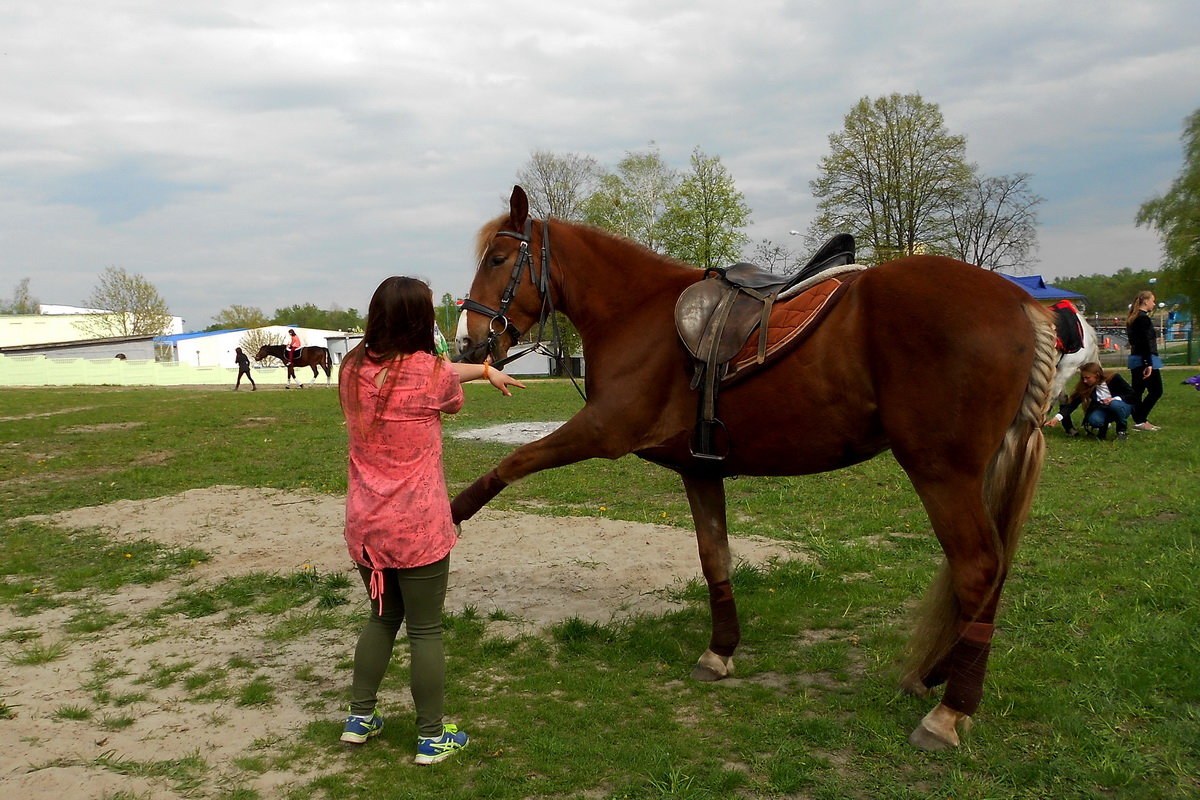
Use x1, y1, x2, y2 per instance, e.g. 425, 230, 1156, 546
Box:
0, 305, 184, 348
153, 326, 351, 368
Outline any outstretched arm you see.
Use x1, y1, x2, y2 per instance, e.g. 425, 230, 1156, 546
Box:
449, 361, 526, 396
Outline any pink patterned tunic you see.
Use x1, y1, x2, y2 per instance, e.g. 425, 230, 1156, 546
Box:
342, 351, 463, 572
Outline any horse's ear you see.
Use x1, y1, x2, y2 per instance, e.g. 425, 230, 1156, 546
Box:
509, 185, 529, 230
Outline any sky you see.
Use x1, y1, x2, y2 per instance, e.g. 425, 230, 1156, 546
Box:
2, 0, 1198, 330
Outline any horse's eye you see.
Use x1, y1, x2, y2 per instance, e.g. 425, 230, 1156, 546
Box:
489, 253, 507, 267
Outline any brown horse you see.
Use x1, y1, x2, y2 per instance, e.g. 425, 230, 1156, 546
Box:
254, 344, 333, 386
453, 186, 1057, 750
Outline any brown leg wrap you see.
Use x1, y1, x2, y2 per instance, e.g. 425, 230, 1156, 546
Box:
921, 622, 993, 691
941, 637, 992, 715
707, 579, 740, 658
450, 469, 508, 524
922, 659, 950, 690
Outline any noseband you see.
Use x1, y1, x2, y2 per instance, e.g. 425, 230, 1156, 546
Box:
456, 217, 553, 369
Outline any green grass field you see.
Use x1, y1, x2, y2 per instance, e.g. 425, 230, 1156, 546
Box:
1, 375, 1198, 799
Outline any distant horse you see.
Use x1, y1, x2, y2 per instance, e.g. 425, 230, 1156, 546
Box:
254, 344, 332, 387
452, 187, 1058, 751
1049, 303, 1101, 401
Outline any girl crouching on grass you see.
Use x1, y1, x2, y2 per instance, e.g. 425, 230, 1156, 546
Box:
338, 276, 523, 764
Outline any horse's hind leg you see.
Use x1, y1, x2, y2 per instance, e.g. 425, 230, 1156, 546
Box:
901, 471, 1005, 751
681, 473, 739, 681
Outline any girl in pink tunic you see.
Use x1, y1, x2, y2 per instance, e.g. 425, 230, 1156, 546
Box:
337, 276, 522, 764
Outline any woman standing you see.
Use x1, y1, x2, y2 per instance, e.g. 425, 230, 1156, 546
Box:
338, 276, 523, 764
1125, 290, 1163, 431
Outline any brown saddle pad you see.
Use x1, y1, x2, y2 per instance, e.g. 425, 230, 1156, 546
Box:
722, 274, 859, 384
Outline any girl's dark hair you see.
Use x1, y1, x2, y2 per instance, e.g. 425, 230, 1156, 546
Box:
356, 276, 436, 363
339, 276, 440, 429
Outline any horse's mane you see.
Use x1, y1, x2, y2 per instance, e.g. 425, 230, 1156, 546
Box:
474, 214, 697, 273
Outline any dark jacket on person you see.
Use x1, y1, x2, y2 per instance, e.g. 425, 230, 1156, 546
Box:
235, 352, 251, 370
1058, 373, 1135, 423
1125, 311, 1158, 369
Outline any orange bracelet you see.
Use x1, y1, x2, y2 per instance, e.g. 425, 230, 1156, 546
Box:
482, 362, 490, 380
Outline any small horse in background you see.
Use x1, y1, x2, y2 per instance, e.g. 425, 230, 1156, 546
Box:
254, 345, 333, 387
1049, 301, 1100, 402
452, 186, 1058, 751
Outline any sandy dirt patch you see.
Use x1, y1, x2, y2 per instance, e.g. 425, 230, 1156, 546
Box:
449, 420, 564, 445
2, 485, 802, 799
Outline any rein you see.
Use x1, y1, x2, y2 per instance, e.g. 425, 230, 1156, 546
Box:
456, 218, 586, 400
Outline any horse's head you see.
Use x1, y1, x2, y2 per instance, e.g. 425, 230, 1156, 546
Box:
457, 185, 547, 364
253, 346, 270, 362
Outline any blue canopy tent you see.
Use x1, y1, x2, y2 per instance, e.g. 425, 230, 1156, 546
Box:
999, 274, 1085, 302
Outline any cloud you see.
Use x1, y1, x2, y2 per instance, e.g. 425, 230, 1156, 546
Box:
1, 0, 1197, 327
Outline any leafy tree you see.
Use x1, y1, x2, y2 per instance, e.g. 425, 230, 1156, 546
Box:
76, 266, 173, 338
582, 144, 678, 251
207, 304, 271, 331
808, 93, 973, 264
1052, 268, 1162, 316
435, 293, 459, 349
948, 173, 1043, 272
516, 150, 601, 220
1136, 107, 1200, 308
656, 148, 752, 270
271, 303, 363, 331
2, 278, 39, 314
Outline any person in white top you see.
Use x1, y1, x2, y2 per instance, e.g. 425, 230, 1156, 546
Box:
1045, 362, 1135, 440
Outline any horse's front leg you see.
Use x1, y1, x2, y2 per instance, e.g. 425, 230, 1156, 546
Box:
681, 473, 738, 682
450, 413, 626, 523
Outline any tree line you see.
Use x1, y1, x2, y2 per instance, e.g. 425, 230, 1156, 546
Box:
517, 93, 1044, 274
11, 94, 1195, 334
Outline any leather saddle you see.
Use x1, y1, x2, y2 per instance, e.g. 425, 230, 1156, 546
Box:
674, 234, 862, 460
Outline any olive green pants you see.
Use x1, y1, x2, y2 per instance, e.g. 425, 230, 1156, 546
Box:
350, 556, 449, 737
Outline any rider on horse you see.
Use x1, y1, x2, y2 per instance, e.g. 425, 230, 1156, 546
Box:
287, 329, 302, 364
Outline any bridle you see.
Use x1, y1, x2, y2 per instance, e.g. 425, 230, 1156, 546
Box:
455, 217, 586, 399
456, 217, 551, 369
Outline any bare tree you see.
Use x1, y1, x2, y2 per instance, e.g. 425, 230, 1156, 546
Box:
948, 173, 1043, 272
749, 239, 797, 274
516, 150, 601, 220
239, 329, 286, 360
75, 266, 173, 338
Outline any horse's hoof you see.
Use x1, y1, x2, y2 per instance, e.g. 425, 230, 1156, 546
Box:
908, 721, 956, 751
690, 650, 733, 682
908, 705, 971, 751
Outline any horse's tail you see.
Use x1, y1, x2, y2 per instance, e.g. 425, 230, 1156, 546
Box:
322, 347, 333, 378
905, 301, 1057, 683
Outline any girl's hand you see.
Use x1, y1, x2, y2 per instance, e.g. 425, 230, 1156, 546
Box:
1043, 417, 1060, 428
486, 364, 525, 397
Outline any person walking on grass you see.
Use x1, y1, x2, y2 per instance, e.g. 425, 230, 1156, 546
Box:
1126, 290, 1163, 431
233, 347, 256, 391
337, 275, 523, 765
